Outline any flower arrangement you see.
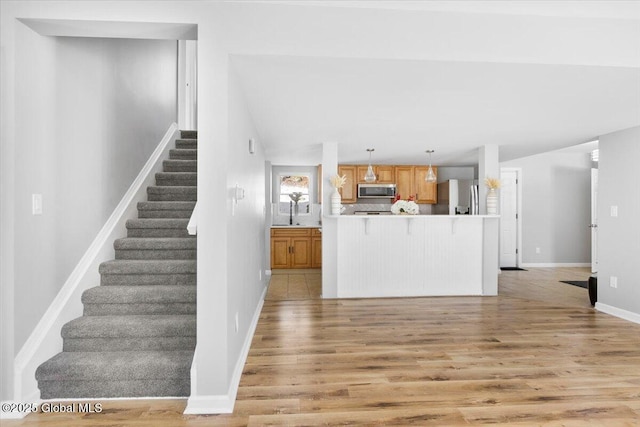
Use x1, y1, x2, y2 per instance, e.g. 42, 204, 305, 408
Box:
484, 177, 501, 190
330, 174, 347, 189
391, 194, 419, 215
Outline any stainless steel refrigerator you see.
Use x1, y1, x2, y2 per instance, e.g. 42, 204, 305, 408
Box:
435, 179, 479, 215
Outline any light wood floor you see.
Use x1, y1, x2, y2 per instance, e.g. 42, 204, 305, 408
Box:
7, 267, 640, 426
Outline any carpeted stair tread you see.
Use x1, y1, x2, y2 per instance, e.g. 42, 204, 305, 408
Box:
36, 350, 193, 382
126, 218, 191, 238
162, 160, 197, 172
126, 218, 190, 229
114, 237, 196, 260
114, 237, 196, 250
99, 259, 196, 275
101, 274, 195, 287
83, 285, 196, 305
180, 130, 197, 139
155, 172, 197, 186
61, 315, 195, 339
147, 186, 197, 202
137, 201, 195, 218
82, 285, 196, 316
37, 378, 190, 399
169, 149, 197, 160
175, 139, 197, 149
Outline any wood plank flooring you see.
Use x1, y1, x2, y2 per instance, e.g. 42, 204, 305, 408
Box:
7, 267, 640, 426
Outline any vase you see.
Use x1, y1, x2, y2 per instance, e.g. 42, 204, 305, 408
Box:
330, 189, 342, 215
486, 188, 498, 215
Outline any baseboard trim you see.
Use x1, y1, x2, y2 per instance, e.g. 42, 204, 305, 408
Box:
12, 123, 179, 404
184, 287, 266, 415
521, 263, 591, 268
595, 303, 640, 325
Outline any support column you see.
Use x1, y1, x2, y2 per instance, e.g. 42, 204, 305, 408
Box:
321, 142, 338, 298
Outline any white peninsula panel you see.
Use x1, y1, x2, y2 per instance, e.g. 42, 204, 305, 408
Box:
332, 216, 498, 298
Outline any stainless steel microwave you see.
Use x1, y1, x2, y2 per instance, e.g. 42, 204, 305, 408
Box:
357, 184, 397, 199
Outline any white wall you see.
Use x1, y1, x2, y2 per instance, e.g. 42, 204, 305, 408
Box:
501, 150, 592, 265
12, 25, 177, 351
226, 65, 267, 380
597, 126, 640, 319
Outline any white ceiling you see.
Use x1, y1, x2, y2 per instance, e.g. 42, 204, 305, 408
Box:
227, 1, 640, 166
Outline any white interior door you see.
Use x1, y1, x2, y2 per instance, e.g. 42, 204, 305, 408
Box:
500, 169, 519, 267
591, 168, 598, 273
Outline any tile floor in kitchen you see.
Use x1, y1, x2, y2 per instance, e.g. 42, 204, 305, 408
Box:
266, 268, 322, 300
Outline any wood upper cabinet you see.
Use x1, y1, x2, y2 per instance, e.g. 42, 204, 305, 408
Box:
356, 165, 374, 183
270, 228, 320, 269
355, 165, 394, 184
338, 164, 436, 204
414, 166, 438, 204
394, 166, 415, 201
376, 165, 395, 183
395, 166, 438, 204
337, 165, 357, 203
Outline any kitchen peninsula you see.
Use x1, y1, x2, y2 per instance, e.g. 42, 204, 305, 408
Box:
320, 141, 501, 299
322, 214, 499, 298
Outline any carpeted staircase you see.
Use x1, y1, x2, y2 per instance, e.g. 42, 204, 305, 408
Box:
36, 130, 198, 399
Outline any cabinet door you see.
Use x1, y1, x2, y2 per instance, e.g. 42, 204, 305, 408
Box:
271, 237, 291, 269
338, 165, 357, 203
376, 165, 395, 183
291, 237, 312, 268
414, 166, 437, 204
395, 166, 415, 200
312, 237, 322, 268
356, 165, 377, 183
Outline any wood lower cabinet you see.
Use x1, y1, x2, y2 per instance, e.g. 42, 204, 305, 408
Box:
271, 228, 321, 269
312, 228, 322, 268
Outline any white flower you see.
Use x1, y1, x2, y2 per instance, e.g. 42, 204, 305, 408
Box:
391, 200, 419, 215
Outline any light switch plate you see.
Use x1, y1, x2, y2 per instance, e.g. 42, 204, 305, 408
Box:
32, 194, 43, 215
611, 205, 618, 217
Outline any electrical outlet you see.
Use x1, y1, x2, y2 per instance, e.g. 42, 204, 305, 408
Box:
610, 206, 618, 217
234, 312, 239, 332
610, 276, 618, 288
535, 247, 541, 254
259, 270, 262, 281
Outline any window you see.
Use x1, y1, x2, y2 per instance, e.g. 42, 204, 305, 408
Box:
278, 174, 311, 215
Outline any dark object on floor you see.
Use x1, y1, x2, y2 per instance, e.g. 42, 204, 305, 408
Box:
560, 280, 588, 289
588, 274, 597, 306
501, 267, 527, 271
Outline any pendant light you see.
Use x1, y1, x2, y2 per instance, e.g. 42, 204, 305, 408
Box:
425, 150, 437, 183
364, 148, 376, 182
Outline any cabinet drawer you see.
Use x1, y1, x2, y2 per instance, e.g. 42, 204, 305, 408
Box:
312, 228, 322, 237
271, 228, 312, 237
